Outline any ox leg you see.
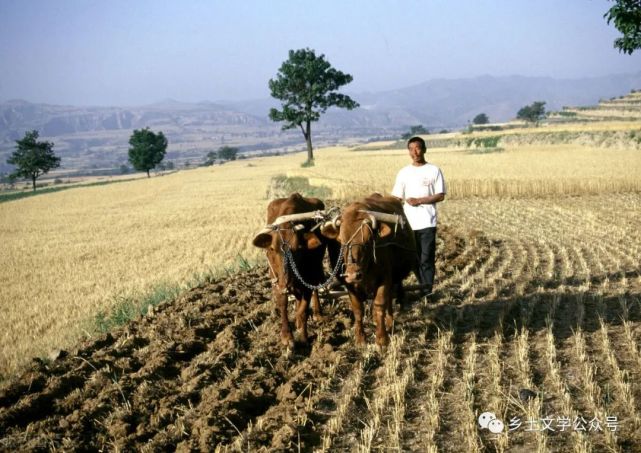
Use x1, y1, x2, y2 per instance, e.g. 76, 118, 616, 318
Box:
348, 292, 366, 345
275, 291, 294, 348
396, 283, 406, 310
373, 284, 391, 348
294, 293, 310, 344
310, 290, 326, 322
385, 293, 394, 332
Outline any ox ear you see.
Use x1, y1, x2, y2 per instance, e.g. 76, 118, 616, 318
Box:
378, 222, 393, 238
252, 232, 273, 249
320, 223, 339, 239
303, 232, 322, 249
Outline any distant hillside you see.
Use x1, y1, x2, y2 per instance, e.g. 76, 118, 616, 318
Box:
550, 90, 641, 122
228, 72, 641, 129
0, 99, 266, 139
1, 72, 640, 173
348, 72, 641, 128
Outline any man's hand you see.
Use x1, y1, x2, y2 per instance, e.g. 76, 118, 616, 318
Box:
405, 193, 445, 206
406, 197, 422, 206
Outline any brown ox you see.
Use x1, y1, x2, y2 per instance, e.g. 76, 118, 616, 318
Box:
252, 193, 329, 348
321, 194, 416, 347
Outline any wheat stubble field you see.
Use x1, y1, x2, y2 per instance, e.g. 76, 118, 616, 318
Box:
1, 112, 641, 451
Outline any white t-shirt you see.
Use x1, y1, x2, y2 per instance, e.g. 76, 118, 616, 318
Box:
391, 163, 446, 230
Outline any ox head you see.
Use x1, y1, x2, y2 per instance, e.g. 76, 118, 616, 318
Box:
320, 207, 400, 284
252, 211, 324, 291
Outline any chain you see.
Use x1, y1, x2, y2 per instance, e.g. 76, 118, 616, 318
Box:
282, 241, 347, 291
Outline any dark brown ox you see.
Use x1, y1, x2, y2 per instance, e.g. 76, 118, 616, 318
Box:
321, 194, 416, 347
252, 193, 328, 348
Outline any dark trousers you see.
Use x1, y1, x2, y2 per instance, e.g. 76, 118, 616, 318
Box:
414, 227, 437, 292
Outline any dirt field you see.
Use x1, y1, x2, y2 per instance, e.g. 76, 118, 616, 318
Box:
2, 192, 640, 451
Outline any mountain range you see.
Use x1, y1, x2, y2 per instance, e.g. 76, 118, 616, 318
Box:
2, 72, 640, 173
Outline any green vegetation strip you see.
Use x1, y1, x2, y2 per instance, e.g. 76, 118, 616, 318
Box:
0, 177, 140, 204
267, 174, 332, 199
94, 283, 183, 333
92, 254, 256, 333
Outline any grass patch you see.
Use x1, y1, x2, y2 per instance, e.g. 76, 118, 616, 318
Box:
93, 282, 182, 333
467, 147, 505, 154
266, 174, 332, 199
351, 140, 405, 151
92, 255, 258, 334
465, 136, 501, 149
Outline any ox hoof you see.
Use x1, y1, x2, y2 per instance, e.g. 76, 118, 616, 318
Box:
312, 313, 327, 323
385, 316, 394, 331
281, 334, 295, 349
294, 331, 309, 344
354, 336, 366, 347
376, 336, 390, 349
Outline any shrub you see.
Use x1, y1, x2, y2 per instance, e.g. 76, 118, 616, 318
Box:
267, 174, 331, 199
466, 136, 501, 149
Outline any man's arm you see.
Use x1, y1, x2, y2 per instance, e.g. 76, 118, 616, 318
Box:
406, 193, 445, 206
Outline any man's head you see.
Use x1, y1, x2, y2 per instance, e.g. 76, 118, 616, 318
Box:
407, 136, 426, 165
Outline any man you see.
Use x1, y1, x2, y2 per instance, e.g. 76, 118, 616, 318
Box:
391, 136, 446, 297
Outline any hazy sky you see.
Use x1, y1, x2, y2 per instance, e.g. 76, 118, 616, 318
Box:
1, 0, 639, 106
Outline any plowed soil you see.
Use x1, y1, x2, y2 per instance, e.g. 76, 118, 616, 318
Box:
2, 225, 641, 452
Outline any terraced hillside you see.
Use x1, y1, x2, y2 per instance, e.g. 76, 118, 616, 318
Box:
553, 90, 641, 122
1, 193, 640, 452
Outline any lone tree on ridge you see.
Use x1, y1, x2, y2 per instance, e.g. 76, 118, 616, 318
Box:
128, 128, 168, 177
269, 48, 359, 164
605, 0, 641, 54
218, 146, 238, 162
473, 113, 490, 125
401, 125, 429, 139
517, 101, 546, 124
203, 150, 217, 166
7, 130, 61, 191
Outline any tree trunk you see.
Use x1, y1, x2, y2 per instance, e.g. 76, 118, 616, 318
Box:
146, 169, 150, 178
32, 175, 36, 191
305, 120, 313, 163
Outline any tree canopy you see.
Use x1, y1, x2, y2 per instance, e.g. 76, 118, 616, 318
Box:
218, 146, 238, 161
605, 0, 641, 54
473, 113, 490, 125
203, 146, 238, 166
269, 48, 359, 163
7, 130, 61, 191
401, 125, 429, 139
203, 151, 218, 166
517, 101, 546, 124
128, 128, 168, 177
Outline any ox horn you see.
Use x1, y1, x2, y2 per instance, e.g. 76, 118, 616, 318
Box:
255, 210, 325, 236
255, 227, 272, 236
321, 214, 341, 231
365, 213, 377, 230
271, 210, 325, 227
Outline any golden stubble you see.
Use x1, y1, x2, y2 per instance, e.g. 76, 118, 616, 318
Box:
1, 127, 641, 383
0, 152, 310, 377
288, 144, 641, 199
